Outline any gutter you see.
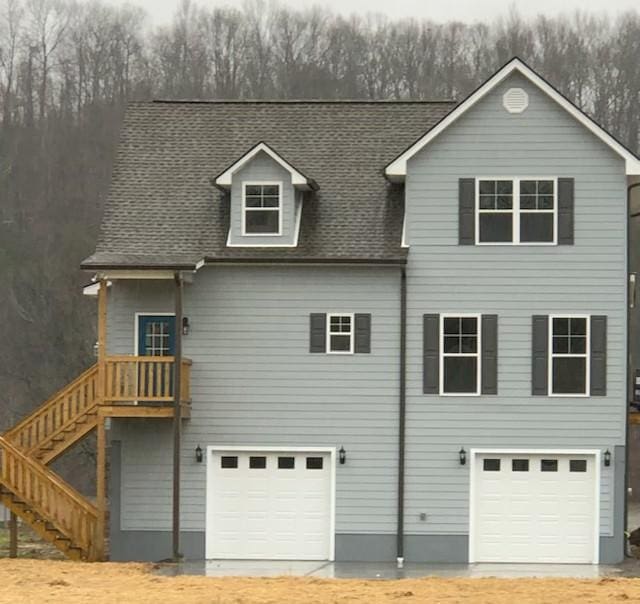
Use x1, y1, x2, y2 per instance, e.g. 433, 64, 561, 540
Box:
397, 267, 407, 567
625, 181, 640, 557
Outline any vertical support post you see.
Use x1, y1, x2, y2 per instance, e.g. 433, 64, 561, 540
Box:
172, 272, 184, 561
95, 278, 108, 561
95, 413, 106, 561
8, 512, 17, 558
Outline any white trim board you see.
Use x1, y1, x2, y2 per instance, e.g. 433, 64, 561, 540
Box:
205, 445, 336, 561
468, 447, 601, 565
215, 142, 315, 189
385, 57, 640, 179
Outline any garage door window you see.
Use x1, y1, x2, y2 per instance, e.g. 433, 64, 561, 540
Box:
541, 459, 558, 472
306, 457, 324, 469
550, 316, 589, 395
483, 458, 500, 471
570, 459, 587, 472
249, 456, 267, 469
278, 456, 295, 469
221, 456, 238, 469
512, 459, 529, 472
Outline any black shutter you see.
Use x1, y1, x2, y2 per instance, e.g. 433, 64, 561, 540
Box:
481, 315, 498, 395
532, 315, 549, 395
557, 178, 574, 245
309, 313, 326, 353
590, 315, 607, 396
459, 178, 476, 245
423, 314, 440, 393
354, 313, 371, 353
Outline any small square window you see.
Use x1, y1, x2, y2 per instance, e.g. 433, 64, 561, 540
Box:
483, 458, 501, 472
512, 459, 529, 472
278, 456, 295, 469
327, 314, 353, 353
306, 457, 323, 470
541, 459, 558, 472
570, 459, 587, 472
220, 456, 238, 469
249, 456, 267, 469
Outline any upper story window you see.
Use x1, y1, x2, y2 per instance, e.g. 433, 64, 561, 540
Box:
477, 178, 556, 245
440, 314, 480, 395
327, 313, 354, 354
550, 315, 589, 396
243, 182, 281, 236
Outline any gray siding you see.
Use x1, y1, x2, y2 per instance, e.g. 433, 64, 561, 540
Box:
227, 150, 299, 246
404, 72, 626, 539
107, 266, 401, 535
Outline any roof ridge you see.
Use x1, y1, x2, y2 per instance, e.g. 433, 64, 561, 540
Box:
146, 99, 456, 105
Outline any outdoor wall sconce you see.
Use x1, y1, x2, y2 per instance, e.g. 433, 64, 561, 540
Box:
339, 446, 346, 465
195, 444, 203, 463
604, 449, 611, 467
459, 447, 467, 466
182, 316, 190, 336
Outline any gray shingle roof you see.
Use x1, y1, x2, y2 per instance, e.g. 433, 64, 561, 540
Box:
82, 100, 454, 269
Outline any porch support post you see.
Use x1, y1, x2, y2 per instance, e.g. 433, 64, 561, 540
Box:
95, 412, 106, 561
172, 272, 184, 561
95, 278, 108, 561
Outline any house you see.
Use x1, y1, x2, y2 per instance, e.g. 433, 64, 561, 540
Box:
1, 57, 638, 565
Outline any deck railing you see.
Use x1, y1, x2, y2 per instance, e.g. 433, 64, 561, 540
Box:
103, 356, 192, 405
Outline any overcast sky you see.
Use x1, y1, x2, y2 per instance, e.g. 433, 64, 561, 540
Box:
102, 0, 640, 25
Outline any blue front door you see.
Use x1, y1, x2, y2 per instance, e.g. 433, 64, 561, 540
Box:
138, 315, 176, 356
137, 315, 176, 399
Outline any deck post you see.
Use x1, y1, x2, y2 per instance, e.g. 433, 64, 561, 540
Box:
8, 511, 17, 558
95, 279, 108, 561
172, 272, 184, 561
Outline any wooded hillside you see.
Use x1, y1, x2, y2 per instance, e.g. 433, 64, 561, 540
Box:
0, 0, 638, 483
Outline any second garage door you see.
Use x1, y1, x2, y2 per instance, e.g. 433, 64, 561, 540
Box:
206, 449, 333, 560
471, 452, 598, 563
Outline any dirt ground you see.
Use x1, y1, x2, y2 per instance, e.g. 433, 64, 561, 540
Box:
0, 560, 639, 604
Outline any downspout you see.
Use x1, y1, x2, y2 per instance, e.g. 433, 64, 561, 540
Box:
397, 267, 407, 568
625, 182, 640, 556
172, 272, 184, 561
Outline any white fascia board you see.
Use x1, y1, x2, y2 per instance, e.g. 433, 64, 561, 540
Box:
216, 142, 312, 189
385, 58, 640, 179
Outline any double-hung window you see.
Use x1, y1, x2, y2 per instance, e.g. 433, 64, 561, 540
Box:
327, 313, 354, 354
550, 315, 589, 395
477, 178, 556, 244
440, 314, 480, 395
243, 183, 281, 235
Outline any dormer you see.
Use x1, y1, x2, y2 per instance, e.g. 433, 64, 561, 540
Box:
215, 142, 318, 247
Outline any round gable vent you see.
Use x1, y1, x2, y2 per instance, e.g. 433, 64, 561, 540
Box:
502, 87, 529, 114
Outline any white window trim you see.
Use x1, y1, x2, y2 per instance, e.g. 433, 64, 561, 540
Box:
326, 313, 355, 355
548, 313, 590, 397
439, 313, 481, 396
241, 181, 283, 237
468, 448, 601, 565
475, 177, 558, 246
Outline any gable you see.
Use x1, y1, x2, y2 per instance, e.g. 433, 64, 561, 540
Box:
386, 58, 640, 179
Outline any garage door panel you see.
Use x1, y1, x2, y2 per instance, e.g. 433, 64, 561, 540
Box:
473, 453, 597, 564
207, 450, 332, 560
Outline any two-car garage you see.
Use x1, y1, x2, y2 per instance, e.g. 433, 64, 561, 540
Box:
204, 447, 600, 564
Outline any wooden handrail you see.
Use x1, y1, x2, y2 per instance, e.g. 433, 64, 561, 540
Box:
0, 436, 98, 557
103, 356, 192, 404
4, 364, 99, 451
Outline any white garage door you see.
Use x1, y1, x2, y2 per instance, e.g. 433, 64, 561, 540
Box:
206, 450, 333, 560
471, 452, 598, 563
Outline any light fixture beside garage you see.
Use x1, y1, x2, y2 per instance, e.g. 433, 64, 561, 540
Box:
195, 444, 203, 463
459, 447, 467, 466
182, 316, 190, 335
604, 449, 611, 467
339, 446, 346, 465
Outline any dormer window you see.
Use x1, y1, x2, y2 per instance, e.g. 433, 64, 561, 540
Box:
243, 182, 281, 235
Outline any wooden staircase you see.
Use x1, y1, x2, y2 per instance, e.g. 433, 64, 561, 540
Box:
0, 365, 101, 560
